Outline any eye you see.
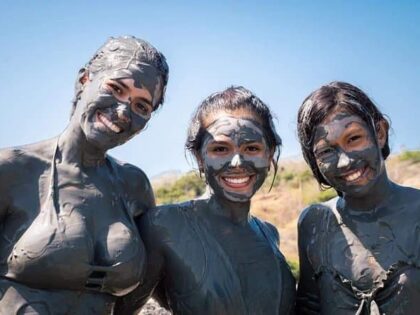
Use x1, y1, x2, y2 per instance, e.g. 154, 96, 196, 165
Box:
212, 146, 228, 153
348, 134, 362, 144
107, 82, 124, 96
244, 144, 262, 153
132, 101, 152, 117
315, 147, 335, 159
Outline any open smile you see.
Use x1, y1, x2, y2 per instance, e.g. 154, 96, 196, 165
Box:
340, 165, 370, 183
96, 111, 124, 134
219, 173, 256, 190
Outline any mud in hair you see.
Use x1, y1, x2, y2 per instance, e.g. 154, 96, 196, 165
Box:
71, 36, 169, 117
297, 81, 391, 188
186, 86, 282, 186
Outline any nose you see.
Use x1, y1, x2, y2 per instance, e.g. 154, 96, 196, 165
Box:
230, 154, 243, 168
116, 103, 130, 124
337, 151, 351, 169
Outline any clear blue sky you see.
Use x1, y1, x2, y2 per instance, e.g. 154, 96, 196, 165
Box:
0, 1, 419, 177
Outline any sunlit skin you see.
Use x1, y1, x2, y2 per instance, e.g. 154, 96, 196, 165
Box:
199, 110, 272, 203
312, 110, 386, 198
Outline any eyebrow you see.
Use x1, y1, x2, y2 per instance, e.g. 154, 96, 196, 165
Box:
114, 79, 129, 89
344, 120, 365, 129
239, 139, 264, 146
207, 140, 230, 148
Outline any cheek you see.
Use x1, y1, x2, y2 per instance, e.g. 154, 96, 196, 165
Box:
202, 155, 231, 172
316, 157, 339, 182
245, 154, 271, 169
130, 115, 149, 132
343, 143, 380, 170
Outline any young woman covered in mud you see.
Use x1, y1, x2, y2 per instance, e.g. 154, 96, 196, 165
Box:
296, 81, 420, 314
115, 86, 296, 315
0, 36, 168, 314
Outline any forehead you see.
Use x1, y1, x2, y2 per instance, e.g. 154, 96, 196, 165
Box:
205, 115, 265, 140
99, 63, 160, 81
314, 111, 370, 143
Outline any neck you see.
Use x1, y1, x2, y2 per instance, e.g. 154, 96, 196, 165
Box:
59, 120, 107, 167
342, 168, 394, 211
208, 194, 251, 225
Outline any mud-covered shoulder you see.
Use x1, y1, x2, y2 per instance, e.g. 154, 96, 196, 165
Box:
0, 139, 55, 186
142, 200, 196, 229
252, 216, 280, 246
298, 196, 339, 231
395, 183, 420, 207
107, 155, 155, 216
137, 201, 196, 251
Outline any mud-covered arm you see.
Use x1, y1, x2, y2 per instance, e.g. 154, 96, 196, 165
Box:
114, 211, 165, 314
296, 207, 321, 315
257, 220, 296, 314
279, 258, 296, 315
266, 222, 296, 315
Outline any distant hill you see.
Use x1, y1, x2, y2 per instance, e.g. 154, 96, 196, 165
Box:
150, 170, 183, 187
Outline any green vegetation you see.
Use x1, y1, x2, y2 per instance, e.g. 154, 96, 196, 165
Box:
310, 188, 337, 203
399, 150, 420, 164
264, 167, 314, 190
155, 172, 206, 205
287, 259, 299, 281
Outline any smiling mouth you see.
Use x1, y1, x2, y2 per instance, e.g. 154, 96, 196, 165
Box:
220, 174, 256, 189
341, 166, 369, 183
96, 112, 123, 134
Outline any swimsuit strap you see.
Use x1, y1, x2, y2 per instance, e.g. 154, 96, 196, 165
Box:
43, 137, 64, 233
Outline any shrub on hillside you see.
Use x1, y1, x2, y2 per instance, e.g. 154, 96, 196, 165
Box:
287, 259, 299, 281
155, 172, 206, 205
399, 150, 420, 163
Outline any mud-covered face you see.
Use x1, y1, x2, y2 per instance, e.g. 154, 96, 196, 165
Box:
313, 111, 384, 197
73, 63, 162, 150
200, 115, 271, 202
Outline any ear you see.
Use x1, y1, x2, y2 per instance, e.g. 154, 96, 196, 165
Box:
78, 68, 89, 85
376, 119, 388, 149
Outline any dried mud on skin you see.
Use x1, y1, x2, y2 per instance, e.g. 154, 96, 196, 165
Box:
139, 299, 171, 315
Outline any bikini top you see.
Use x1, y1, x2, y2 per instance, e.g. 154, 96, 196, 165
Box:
307, 199, 420, 314
4, 140, 145, 296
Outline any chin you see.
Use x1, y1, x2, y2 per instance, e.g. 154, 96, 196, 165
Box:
339, 178, 378, 198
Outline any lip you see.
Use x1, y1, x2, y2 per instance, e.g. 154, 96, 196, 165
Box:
339, 165, 370, 183
218, 172, 256, 191
96, 111, 124, 134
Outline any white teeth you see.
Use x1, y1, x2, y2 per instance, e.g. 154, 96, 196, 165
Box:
224, 177, 250, 184
344, 169, 363, 181
98, 113, 122, 133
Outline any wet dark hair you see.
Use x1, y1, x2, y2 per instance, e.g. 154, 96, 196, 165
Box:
71, 36, 169, 116
297, 81, 390, 188
186, 86, 282, 181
